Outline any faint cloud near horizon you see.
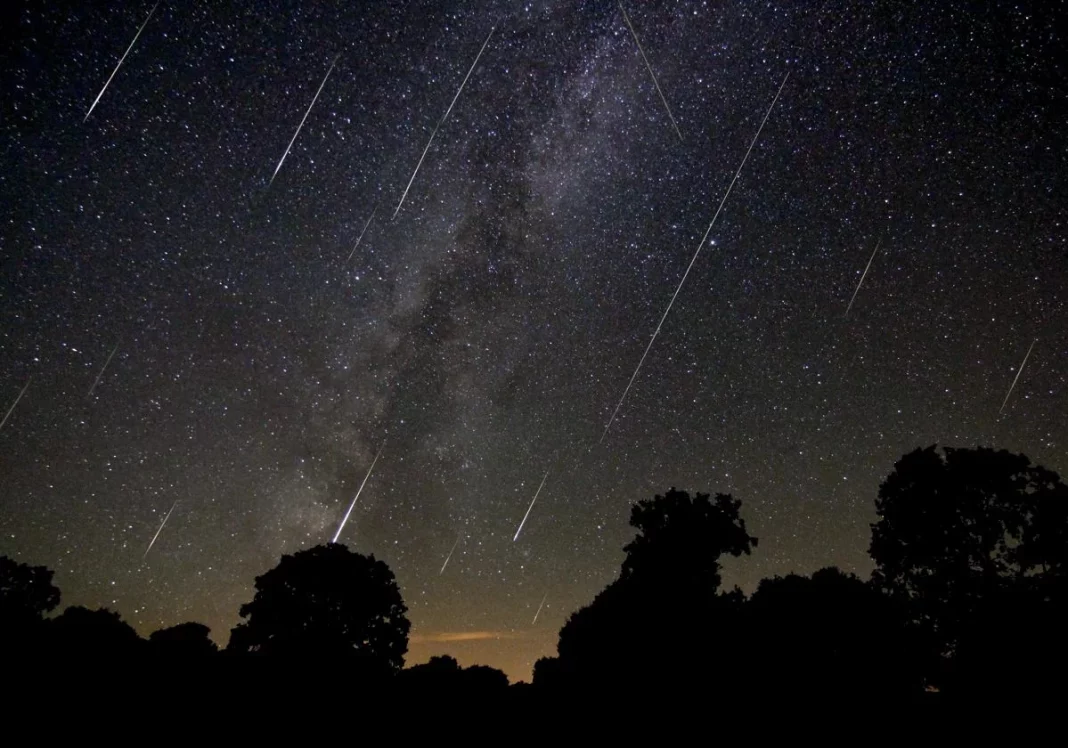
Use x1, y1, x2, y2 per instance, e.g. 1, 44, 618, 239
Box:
410, 630, 523, 644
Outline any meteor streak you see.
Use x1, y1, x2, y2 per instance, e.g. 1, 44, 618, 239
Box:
619, 2, 682, 141
844, 239, 881, 317
600, 72, 790, 443
393, 25, 496, 219
513, 470, 549, 542
532, 593, 548, 625
143, 500, 177, 559
0, 378, 31, 434
87, 343, 120, 398
346, 206, 378, 263
331, 443, 385, 544
270, 56, 338, 185
85, 2, 159, 122
999, 338, 1037, 414
439, 535, 461, 575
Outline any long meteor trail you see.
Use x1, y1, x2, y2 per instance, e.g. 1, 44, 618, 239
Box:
331, 443, 385, 544
999, 338, 1037, 414
600, 72, 791, 443
143, 500, 177, 559
0, 378, 31, 434
513, 470, 549, 542
87, 343, 120, 398
619, 2, 682, 141
532, 593, 548, 625
85, 2, 159, 122
844, 239, 881, 317
346, 206, 378, 262
270, 56, 338, 185
393, 25, 496, 219
439, 535, 461, 575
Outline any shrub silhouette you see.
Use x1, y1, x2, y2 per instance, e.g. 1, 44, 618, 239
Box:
50, 606, 143, 657
149, 622, 219, 656
745, 567, 921, 702
227, 543, 410, 671
401, 655, 510, 697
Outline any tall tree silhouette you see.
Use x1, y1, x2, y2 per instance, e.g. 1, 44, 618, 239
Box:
0, 555, 61, 657
0, 555, 61, 625
537, 489, 756, 691
227, 543, 409, 671
871, 446, 1068, 690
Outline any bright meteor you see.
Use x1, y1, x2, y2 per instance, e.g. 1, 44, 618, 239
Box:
393, 25, 496, 219
85, 2, 159, 122
513, 470, 549, 542
845, 239, 881, 317
999, 338, 1037, 414
143, 499, 177, 559
619, 2, 682, 141
439, 535, 461, 575
600, 72, 791, 443
271, 56, 338, 185
0, 378, 32, 434
332, 443, 385, 544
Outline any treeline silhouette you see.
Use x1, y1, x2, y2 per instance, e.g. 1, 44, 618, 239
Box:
4, 445, 1068, 718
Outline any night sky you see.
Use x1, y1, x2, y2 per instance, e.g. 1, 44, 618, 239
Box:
1, 0, 1065, 682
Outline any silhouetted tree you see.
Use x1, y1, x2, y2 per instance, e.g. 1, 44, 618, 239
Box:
0, 555, 61, 625
621, 489, 757, 590
401, 655, 510, 697
227, 543, 410, 672
0, 555, 61, 658
745, 567, 921, 703
149, 622, 218, 656
871, 446, 1068, 691
50, 606, 143, 657
538, 489, 756, 692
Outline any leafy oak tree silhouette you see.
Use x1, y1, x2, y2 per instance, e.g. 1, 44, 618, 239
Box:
535, 489, 757, 692
227, 543, 410, 673
870, 446, 1068, 699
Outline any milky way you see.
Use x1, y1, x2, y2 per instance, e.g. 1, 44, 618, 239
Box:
1, 0, 1065, 682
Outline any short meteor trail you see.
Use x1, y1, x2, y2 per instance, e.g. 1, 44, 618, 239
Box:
619, 2, 682, 141
87, 343, 120, 398
0, 378, 32, 434
513, 470, 549, 542
331, 443, 385, 544
393, 25, 496, 219
85, 2, 159, 122
999, 338, 1037, 414
270, 56, 338, 185
346, 206, 378, 263
532, 593, 548, 625
439, 535, 461, 575
600, 72, 791, 443
844, 239, 881, 317
143, 500, 177, 559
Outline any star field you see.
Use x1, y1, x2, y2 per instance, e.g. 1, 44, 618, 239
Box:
1, 0, 1065, 682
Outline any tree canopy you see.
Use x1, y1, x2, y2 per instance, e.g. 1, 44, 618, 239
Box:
227, 543, 410, 670
538, 488, 757, 690
870, 446, 1068, 658
149, 622, 219, 656
50, 606, 143, 657
0, 555, 61, 626
870, 446, 1068, 696
621, 489, 757, 591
